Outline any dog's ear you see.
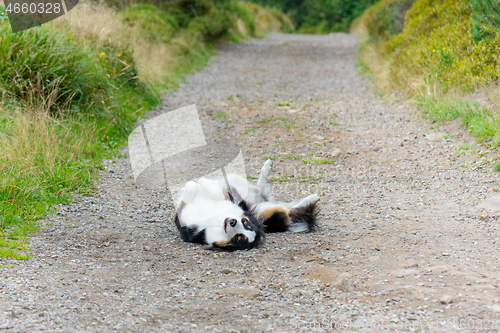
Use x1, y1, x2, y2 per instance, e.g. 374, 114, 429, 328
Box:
202, 245, 225, 252
238, 200, 250, 212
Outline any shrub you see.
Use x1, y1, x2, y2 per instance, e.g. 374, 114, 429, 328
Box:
0, 19, 138, 118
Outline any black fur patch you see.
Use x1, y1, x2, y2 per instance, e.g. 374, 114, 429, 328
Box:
289, 202, 320, 232
262, 211, 289, 233
174, 213, 207, 244
238, 200, 251, 212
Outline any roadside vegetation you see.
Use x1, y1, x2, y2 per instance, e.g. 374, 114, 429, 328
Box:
248, 0, 379, 33
0, 0, 292, 259
353, 0, 500, 150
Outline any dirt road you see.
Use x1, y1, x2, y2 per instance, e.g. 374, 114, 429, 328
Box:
2, 32, 500, 332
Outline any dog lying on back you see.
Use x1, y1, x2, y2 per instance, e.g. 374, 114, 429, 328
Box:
174, 160, 320, 251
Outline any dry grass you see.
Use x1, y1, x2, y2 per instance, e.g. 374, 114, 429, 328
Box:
240, 2, 292, 37
52, 0, 176, 86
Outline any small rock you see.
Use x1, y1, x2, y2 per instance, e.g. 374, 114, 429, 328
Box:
220, 268, 233, 274
331, 272, 352, 287
477, 196, 500, 211
291, 290, 302, 297
478, 214, 489, 221
427, 133, 443, 141
490, 304, 500, 313
331, 147, 343, 157
440, 295, 453, 304
215, 287, 261, 297
339, 278, 352, 292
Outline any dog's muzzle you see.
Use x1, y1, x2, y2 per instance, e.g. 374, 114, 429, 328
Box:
224, 218, 237, 233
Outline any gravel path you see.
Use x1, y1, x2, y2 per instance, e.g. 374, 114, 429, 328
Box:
2, 32, 500, 332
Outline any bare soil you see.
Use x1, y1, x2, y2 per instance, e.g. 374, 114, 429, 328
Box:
2, 32, 500, 332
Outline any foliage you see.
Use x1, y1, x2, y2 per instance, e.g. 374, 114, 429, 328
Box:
248, 0, 378, 33
357, 0, 500, 92
0, 19, 155, 138
470, 0, 500, 41
355, 0, 500, 146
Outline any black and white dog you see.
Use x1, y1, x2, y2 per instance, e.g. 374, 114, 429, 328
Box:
174, 160, 320, 251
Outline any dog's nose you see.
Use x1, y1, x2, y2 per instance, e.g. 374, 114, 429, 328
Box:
229, 218, 237, 227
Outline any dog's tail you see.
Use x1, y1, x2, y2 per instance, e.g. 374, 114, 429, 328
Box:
288, 195, 320, 233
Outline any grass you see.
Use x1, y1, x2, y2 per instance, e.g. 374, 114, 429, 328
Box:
269, 173, 294, 182
255, 117, 292, 124
353, 0, 500, 147
0, 106, 102, 259
415, 95, 500, 146
302, 159, 336, 164
211, 111, 228, 120
241, 127, 258, 134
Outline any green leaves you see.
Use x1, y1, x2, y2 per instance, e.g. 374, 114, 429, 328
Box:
470, 0, 500, 41
0, 5, 7, 20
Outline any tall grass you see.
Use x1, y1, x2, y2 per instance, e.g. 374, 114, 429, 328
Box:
0, 104, 101, 259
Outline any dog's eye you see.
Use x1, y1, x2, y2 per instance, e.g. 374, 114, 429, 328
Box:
237, 235, 242, 241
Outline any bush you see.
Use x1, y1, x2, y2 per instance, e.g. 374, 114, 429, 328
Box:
248, 0, 378, 33
0, 20, 139, 118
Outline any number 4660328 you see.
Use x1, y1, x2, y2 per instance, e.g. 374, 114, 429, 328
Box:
4, 2, 62, 14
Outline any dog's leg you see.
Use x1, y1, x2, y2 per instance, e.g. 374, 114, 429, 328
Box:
258, 159, 273, 201
181, 181, 198, 204
292, 194, 320, 208
197, 177, 225, 201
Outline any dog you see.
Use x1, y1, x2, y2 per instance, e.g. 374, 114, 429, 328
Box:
174, 160, 320, 251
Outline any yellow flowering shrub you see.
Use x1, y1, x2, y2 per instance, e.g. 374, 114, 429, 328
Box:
360, 0, 500, 93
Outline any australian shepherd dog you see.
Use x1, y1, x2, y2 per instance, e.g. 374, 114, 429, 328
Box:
174, 160, 320, 251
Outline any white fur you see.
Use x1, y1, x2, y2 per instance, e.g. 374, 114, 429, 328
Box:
178, 179, 256, 244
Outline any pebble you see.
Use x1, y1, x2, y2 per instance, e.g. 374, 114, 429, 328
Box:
331, 147, 343, 157
477, 196, 500, 211
215, 287, 262, 297
440, 295, 453, 304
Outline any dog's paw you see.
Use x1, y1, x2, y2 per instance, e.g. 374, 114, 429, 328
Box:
198, 177, 225, 201
181, 181, 198, 203
294, 194, 320, 208
260, 159, 273, 178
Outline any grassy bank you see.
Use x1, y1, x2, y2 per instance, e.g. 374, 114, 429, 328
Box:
353, 0, 500, 149
0, 0, 291, 259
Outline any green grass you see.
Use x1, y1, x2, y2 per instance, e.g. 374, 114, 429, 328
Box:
302, 159, 336, 164
269, 173, 294, 182
211, 111, 228, 120
285, 124, 298, 129
416, 96, 500, 146
241, 127, 258, 134
329, 122, 346, 126
256, 117, 292, 124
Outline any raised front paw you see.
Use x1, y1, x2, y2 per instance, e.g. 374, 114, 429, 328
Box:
198, 177, 225, 201
181, 181, 198, 204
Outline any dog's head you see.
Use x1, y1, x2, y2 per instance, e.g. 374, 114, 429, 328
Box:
211, 204, 264, 251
